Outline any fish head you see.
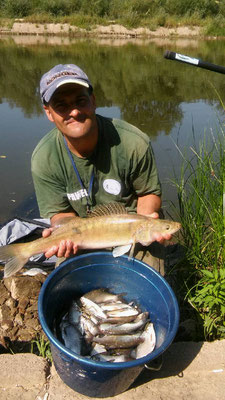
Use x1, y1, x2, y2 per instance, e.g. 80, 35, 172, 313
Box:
136, 219, 181, 246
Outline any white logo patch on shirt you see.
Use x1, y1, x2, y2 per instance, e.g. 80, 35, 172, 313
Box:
103, 179, 121, 195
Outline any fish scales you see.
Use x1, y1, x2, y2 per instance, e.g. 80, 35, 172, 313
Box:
0, 203, 181, 277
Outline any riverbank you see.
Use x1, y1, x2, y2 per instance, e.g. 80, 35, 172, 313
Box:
0, 21, 203, 38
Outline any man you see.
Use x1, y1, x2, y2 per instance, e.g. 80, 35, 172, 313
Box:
31, 64, 171, 274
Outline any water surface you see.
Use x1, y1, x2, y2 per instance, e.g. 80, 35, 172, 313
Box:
0, 35, 224, 224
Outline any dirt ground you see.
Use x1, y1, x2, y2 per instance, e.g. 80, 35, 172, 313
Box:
0, 339, 224, 400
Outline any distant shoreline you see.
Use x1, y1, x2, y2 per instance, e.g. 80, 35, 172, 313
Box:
0, 21, 207, 39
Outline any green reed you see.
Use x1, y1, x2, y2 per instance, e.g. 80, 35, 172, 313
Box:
172, 128, 225, 340
31, 334, 52, 363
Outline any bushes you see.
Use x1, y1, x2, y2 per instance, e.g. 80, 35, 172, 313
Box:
164, 0, 219, 17
1, 0, 223, 19
3, 0, 32, 18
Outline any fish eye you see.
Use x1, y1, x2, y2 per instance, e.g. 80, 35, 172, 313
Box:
165, 224, 170, 230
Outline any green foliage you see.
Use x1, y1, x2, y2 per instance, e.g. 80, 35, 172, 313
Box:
188, 268, 225, 339
172, 128, 225, 340
38, 0, 77, 17
80, 0, 110, 17
3, 0, 32, 18
0, 0, 224, 22
31, 334, 52, 362
204, 14, 225, 36
164, 0, 219, 17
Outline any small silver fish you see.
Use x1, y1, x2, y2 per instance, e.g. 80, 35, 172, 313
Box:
80, 315, 100, 336
22, 268, 47, 276
132, 322, 156, 359
80, 297, 108, 320
92, 333, 144, 349
106, 306, 139, 318
83, 288, 125, 304
98, 312, 149, 335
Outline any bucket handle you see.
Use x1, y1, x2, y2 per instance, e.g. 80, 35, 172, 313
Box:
144, 354, 163, 371
60, 352, 74, 365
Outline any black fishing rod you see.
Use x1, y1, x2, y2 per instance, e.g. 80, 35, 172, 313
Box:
164, 50, 225, 75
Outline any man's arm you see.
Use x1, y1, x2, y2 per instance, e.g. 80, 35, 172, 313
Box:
137, 193, 162, 215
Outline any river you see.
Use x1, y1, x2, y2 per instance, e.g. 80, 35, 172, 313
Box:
0, 35, 224, 224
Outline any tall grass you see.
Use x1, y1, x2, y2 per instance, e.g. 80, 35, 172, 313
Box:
172, 128, 225, 340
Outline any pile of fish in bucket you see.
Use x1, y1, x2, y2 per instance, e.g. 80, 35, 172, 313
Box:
57, 288, 156, 362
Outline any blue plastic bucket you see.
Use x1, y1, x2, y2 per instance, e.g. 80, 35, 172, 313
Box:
38, 251, 179, 398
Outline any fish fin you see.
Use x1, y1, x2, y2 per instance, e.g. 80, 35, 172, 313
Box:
4, 255, 29, 278
112, 244, 132, 258
128, 240, 136, 260
87, 202, 127, 218
0, 243, 29, 278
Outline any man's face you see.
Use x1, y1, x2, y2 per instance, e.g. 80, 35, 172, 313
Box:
44, 83, 97, 140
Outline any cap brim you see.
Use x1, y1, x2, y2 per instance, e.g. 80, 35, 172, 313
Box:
42, 78, 90, 103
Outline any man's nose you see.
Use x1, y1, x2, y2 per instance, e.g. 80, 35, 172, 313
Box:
69, 106, 80, 117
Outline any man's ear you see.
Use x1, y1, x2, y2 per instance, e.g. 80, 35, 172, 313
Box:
43, 105, 54, 123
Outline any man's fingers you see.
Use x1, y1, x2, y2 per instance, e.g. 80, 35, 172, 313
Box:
44, 240, 78, 259
64, 240, 74, 258
149, 212, 159, 219
45, 245, 58, 258
42, 227, 54, 238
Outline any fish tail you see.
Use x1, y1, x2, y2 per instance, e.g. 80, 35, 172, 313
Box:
0, 243, 30, 278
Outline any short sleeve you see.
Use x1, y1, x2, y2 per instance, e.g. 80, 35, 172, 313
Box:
31, 162, 72, 219
130, 142, 161, 196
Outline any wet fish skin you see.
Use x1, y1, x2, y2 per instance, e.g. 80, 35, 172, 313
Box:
106, 306, 139, 318
98, 312, 149, 335
80, 315, 100, 336
60, 320, 88, 355
58, 288, 156, 362
68, 300, 82, 325
80, 297, 107, 320
0, 205, 181, 278
92, 333, 144, 349
131, 322, 156, 359
83, 289, 125, 304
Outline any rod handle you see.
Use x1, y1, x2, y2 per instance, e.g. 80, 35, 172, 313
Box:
164, 50, 225, 75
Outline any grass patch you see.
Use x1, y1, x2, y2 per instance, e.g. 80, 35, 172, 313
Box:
171, 128, 225, 340
31, 334, 52, 363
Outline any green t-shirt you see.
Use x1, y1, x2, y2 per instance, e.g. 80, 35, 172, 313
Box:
31, 114, 161, 219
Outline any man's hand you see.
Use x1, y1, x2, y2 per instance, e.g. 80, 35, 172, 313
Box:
42, 227, 79, 259
42, 211, 78, 259
149, 212, 172, 244
137, 194, 172, 244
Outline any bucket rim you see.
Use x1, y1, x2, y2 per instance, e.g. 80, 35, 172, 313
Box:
38, 251, 180, 370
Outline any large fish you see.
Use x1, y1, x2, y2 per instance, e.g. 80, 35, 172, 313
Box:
0, 203, 181, 278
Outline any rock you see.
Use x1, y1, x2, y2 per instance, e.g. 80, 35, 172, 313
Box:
14, 313, 23, 326
4, 276, 41, 300
18, 297, 29, 313
0, 281, 10, 305
1, 319, 14, 331
0, 274, 48, 352
0, 304, 11, 321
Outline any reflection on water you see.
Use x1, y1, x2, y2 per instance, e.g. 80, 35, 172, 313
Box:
0, 36, 224, 224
